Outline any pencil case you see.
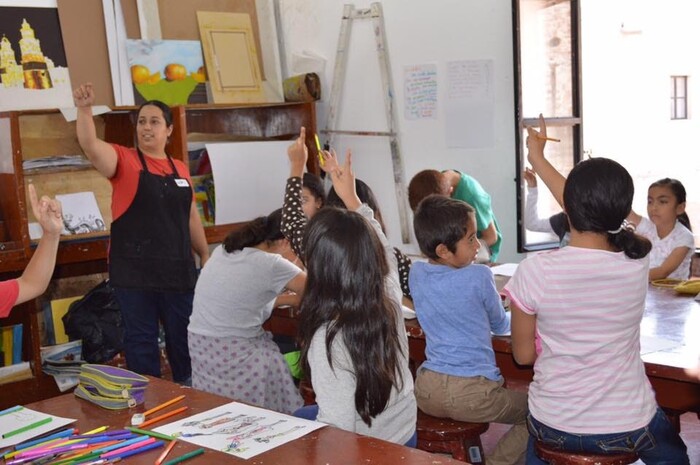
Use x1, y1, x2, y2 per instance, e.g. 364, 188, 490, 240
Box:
74, 364, 149, 409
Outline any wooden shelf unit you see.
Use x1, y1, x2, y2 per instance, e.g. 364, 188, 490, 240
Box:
0, 102, 318, 409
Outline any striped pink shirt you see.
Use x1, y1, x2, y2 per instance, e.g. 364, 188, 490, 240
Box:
504, 247, 657, 434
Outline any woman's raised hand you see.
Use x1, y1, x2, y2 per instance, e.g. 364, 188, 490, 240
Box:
523, 167, 537, 188
73, 82, 95, 108
525, 114, 547, 165
28, 184, 63, 237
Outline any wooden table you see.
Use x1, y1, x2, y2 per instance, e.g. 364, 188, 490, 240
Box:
269, 284, 700, 417
24, 377, 461, 465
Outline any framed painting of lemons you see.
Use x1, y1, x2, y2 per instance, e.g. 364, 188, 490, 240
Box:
125, 39, 208, 105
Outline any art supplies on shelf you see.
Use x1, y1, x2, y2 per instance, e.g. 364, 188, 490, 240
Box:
0, 362, 32, 386
22, 155, 93, 172
40, 340, 84, 392
0, 324, 23, 366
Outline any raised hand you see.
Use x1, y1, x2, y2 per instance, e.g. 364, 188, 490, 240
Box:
525, 114, 547, 165
319, 148, 341, 176
329, 149, 361, 210
28, 184, 63, 237
287, 127, 308, 178
73, 82, 95, 108
523, 167, 537, 188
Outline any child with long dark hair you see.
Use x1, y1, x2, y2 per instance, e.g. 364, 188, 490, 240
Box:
504, 118, 689, 463
295, 154, 417, 446
188, 209, 306, 414
627, 177, 694, 280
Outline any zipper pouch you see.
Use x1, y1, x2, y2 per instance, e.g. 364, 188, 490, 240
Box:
74, 364, 149, 409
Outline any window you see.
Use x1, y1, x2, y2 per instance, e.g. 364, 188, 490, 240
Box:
514, 1, 699, 251
671, 76, 688, 120
513, 0, 582, 251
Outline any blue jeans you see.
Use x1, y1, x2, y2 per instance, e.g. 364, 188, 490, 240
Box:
114, 287, 193, 383
526, 408, 689, 464
293, 405, 418, 448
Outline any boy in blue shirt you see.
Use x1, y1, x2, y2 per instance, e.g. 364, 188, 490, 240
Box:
408, 169, 502, 262
409, 195, 527, 465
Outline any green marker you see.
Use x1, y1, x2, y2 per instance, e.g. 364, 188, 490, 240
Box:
2, 417, 52, 439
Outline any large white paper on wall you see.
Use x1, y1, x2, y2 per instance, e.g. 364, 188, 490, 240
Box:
206, 141, 290, 225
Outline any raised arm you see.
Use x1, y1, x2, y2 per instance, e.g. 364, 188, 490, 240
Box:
281, 127, 310, 261
526, 115, 565, 208
523, 168, 555, 233
73, 83, 118, 178
16, 186, 63, 305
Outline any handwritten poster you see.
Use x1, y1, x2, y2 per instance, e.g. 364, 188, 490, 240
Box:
445, 59, 495, 148
154, 401, 325, 459
404, 64, 438, 120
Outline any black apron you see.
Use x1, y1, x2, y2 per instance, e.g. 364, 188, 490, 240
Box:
109, 149, 197, 291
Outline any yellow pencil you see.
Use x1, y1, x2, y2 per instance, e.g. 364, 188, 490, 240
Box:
143, 395, 186, 418
314, 134, 325, 167
536, 134, 560, 143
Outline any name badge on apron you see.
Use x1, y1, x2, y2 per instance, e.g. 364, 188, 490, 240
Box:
174, 178, 189, 187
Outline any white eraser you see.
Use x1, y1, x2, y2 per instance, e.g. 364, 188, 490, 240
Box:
130, 413, 145, 426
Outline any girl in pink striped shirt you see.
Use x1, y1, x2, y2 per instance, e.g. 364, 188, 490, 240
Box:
504, 117, 689, 464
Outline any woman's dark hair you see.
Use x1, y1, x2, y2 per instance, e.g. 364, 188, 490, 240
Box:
413, 195, 475, 260
563, 158, 651, 259
302, 172, 326, 207
298, 208, 404, 426
137, 100, 173, 127
326, 178, 386, 232
223, 208, 284, 253
649, 178, 692, 231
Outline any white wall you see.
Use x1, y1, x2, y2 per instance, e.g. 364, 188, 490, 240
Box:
279, 0, 522, 262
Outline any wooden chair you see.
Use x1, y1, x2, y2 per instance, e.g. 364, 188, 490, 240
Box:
416, 409, 489, 463
535, 441, 639, 465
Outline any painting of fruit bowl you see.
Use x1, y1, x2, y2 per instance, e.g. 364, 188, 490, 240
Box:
126, 39, 208, 105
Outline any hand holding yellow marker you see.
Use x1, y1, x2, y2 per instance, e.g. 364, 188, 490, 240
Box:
314, 134, 325, 167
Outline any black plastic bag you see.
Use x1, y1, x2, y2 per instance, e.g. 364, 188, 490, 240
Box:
62, 280, 124, 363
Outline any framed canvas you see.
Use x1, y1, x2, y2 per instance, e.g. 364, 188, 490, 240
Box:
126, 39, 207, 105
197, 11, 265, 104
0, 0, 74, 111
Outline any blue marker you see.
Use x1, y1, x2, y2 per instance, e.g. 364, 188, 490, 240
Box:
0, 405, 22, 417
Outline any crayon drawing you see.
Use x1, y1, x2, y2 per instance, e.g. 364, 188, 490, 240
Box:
0, 4, 73, 111
126, 39, 207, 106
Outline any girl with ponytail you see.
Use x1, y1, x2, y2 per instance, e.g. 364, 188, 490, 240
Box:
188, 209, 306, 414
627, 177, 694, 280
502, 116, 689, 464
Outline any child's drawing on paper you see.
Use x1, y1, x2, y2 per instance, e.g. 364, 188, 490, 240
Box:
0, 6, 74, 111
126, 39, 208, 105
55, 192, 107, 236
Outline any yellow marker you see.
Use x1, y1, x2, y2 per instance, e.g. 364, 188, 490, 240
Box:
83, 426, 108, 435
314, 134, 325, 167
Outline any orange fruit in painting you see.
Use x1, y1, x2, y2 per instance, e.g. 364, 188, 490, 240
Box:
147, 72, 162, 85
192, 66, 207, 83
164, 64, 187, 81
131, 65, 150, 84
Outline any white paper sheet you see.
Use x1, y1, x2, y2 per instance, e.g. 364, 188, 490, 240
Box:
404, 64, 438, 120
639, 335, 682, 356
445, 60, 495, 148
0, 407, 75, 449
153, 401, 325, 459
490, 263, 519, 277
55, 192, 106, 235
206, 141, 290, 225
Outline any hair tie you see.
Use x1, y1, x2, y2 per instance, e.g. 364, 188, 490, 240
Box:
607, 219, 634, 234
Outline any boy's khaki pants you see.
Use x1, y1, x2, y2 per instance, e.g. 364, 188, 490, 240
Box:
415, 369, 528, 465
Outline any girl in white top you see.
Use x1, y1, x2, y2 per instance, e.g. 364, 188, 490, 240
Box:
627, 178, 694, 280
188, 209, 306, 414
504, 116, 689, 464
